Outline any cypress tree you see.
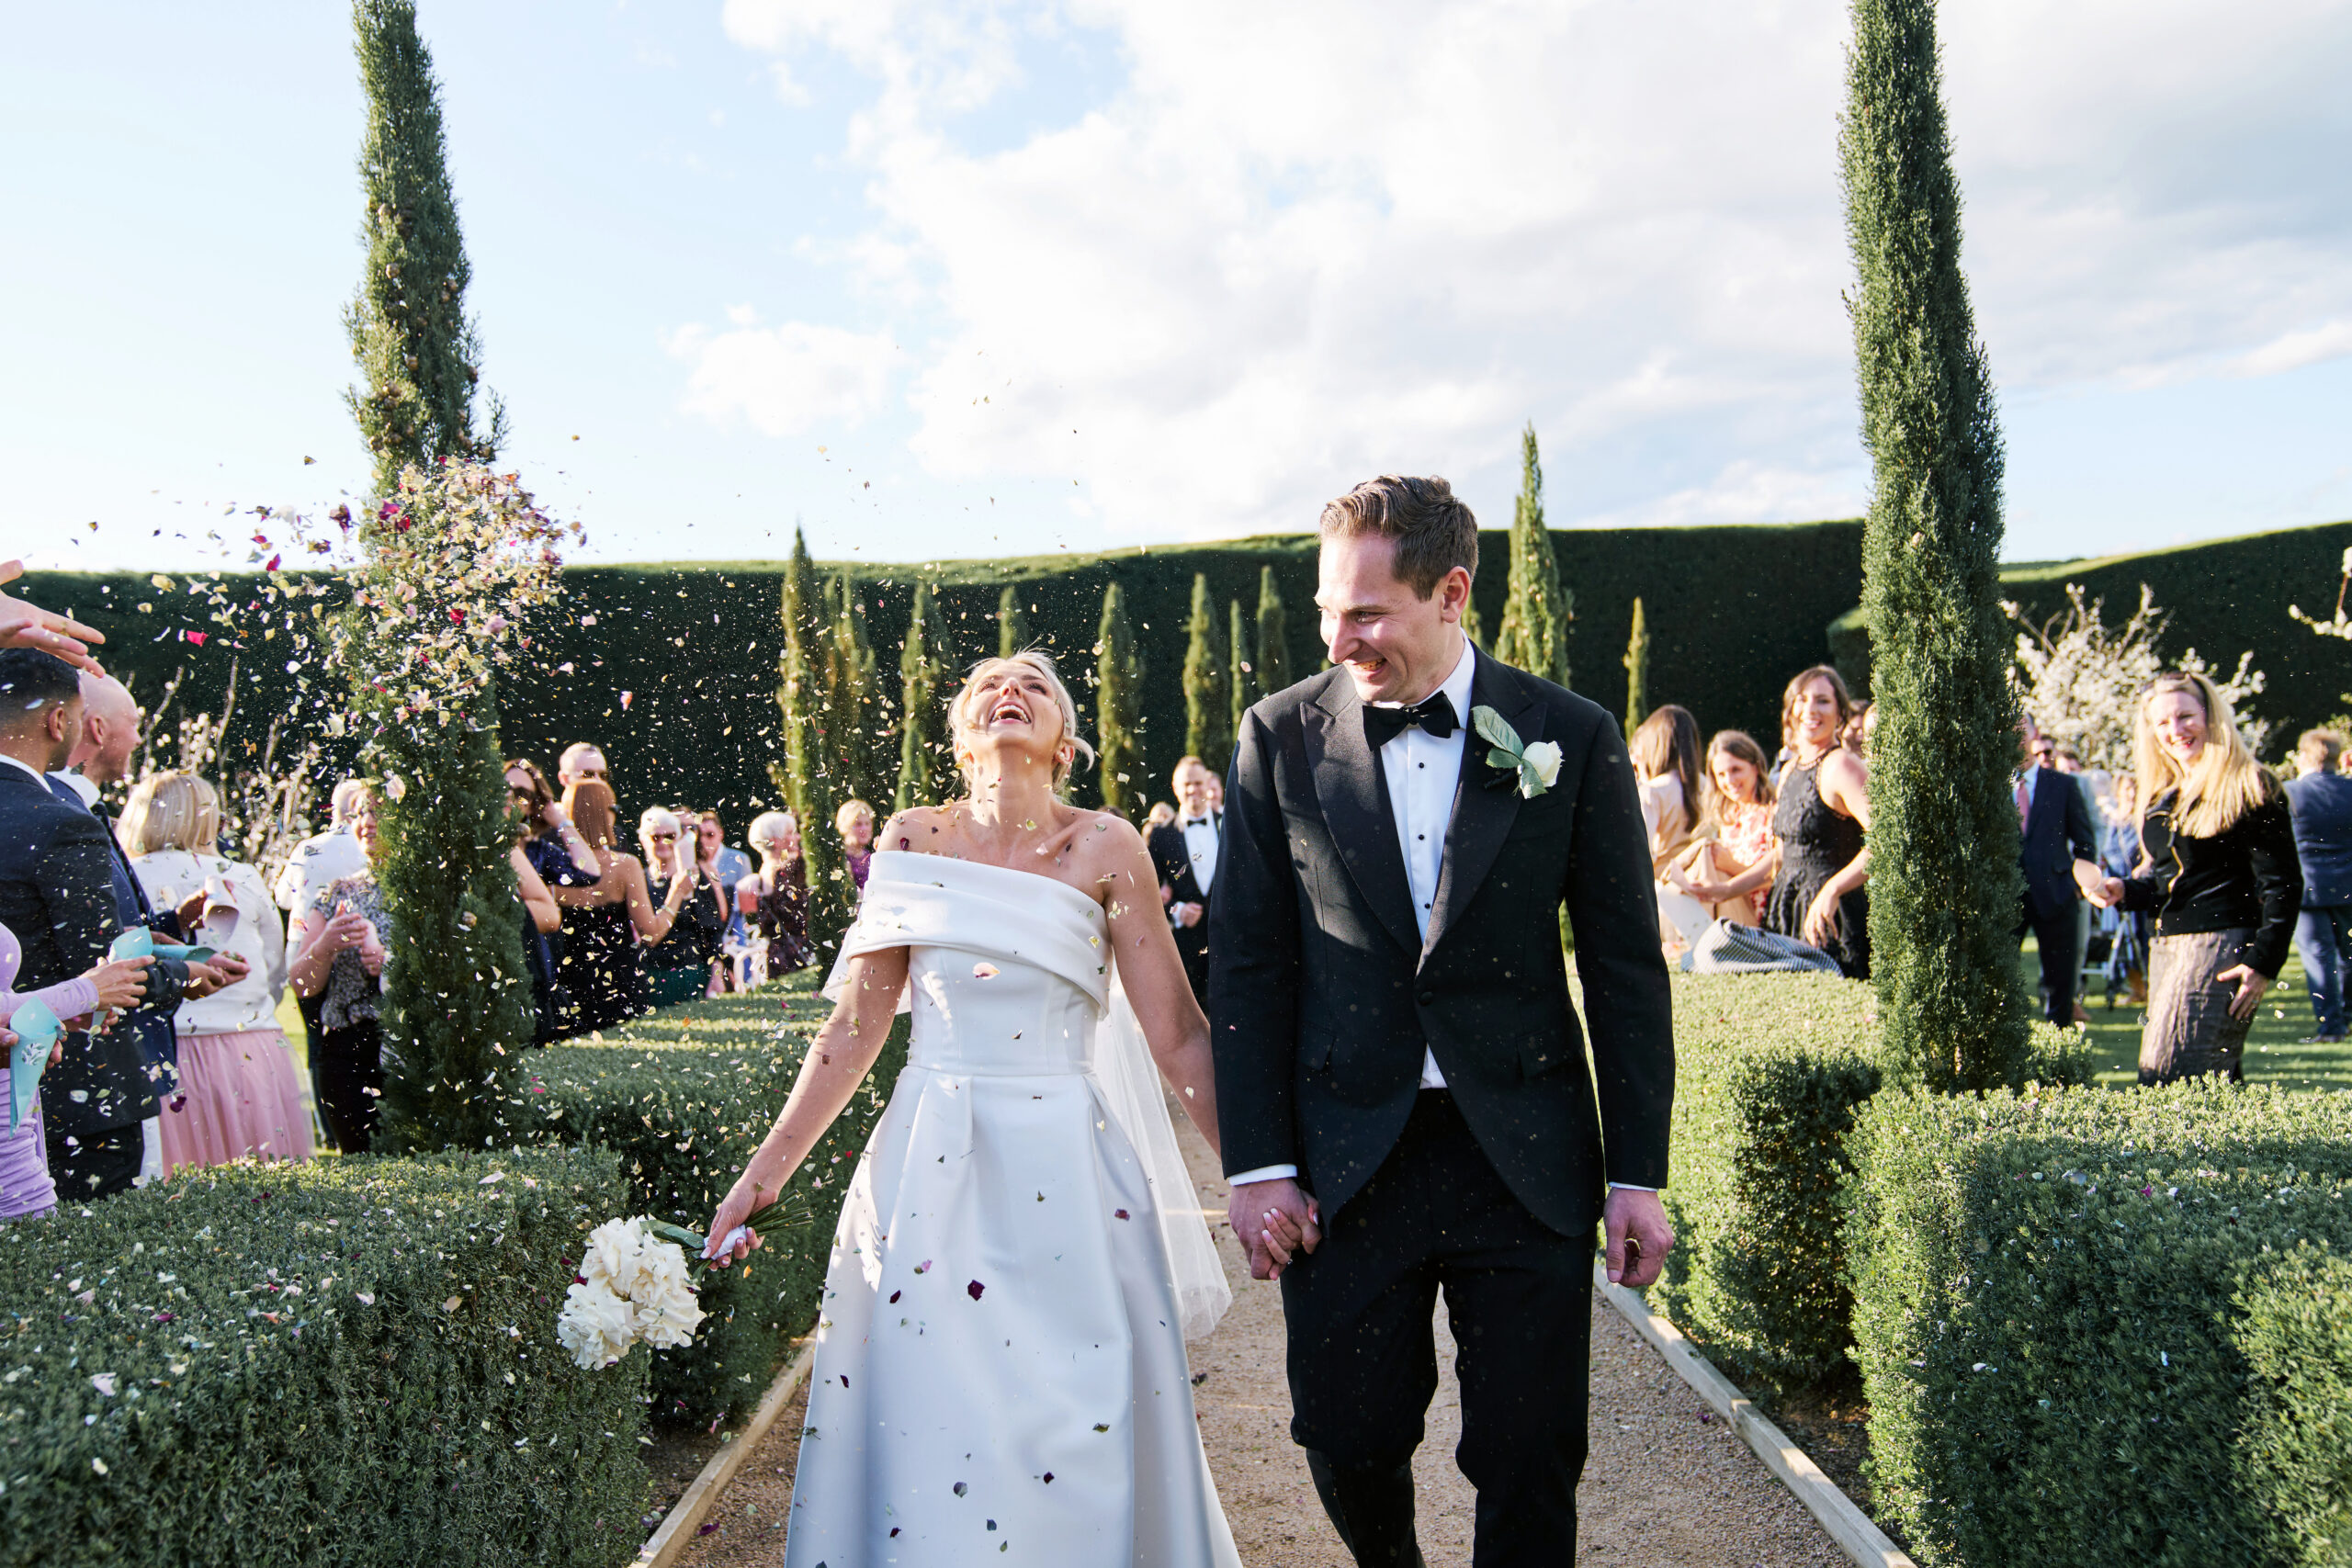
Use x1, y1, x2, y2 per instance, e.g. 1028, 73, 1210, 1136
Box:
1842, 0, 2028, 1089
344, 0, 503, 497
1623, 596, 1650, 734
821, 574, 886, 812
896, 581, 947, 811
1227, 598, 1251, 735
771, 530, 845, 950
1255, 567, 1292, 697
1182, 573, 1231, 773
998, 584, 1029, 659
1096, 581, 1143, 820
1495, 423, 1572, 686
1461, 594, 1486, 649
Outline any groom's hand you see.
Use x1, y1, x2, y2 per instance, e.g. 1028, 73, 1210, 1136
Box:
1603, 1186, 1674, 1289
1227, 1178, 1319, 1281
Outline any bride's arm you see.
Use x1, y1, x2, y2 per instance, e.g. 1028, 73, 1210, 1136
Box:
703, 944, 911, 1260
1091, 819, 1220, 1158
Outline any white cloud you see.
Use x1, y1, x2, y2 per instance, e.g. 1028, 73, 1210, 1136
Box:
666, 320, 901, 436
707, 0, 2352, 539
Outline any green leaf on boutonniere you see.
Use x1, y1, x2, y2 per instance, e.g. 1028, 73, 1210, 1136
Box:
1471, 705, 1523, 753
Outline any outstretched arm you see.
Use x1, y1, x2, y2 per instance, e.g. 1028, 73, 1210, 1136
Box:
704, 944, 910, 1260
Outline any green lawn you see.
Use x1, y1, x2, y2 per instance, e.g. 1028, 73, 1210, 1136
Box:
2023, 934, 2352, 1092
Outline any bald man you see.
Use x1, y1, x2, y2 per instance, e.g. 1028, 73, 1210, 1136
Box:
56, 673, 245, 1185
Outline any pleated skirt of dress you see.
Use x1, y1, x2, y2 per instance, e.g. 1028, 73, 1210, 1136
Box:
157, 1026, 314, 1173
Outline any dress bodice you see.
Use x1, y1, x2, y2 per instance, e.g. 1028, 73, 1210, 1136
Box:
831, 852, 1110, 1077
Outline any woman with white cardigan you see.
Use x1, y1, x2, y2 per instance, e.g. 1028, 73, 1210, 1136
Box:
123, 772, 310, 1172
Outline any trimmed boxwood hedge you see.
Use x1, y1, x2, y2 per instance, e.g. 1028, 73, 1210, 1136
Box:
528, 971, 905, 1427
1653, 974, 2093, 1393
1845, 1079, 2352, 1567
2236, 1244, 2352, 1567
0, 1145, 648, 1568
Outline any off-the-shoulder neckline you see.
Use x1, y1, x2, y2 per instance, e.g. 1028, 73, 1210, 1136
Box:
865, 849, 1103, 913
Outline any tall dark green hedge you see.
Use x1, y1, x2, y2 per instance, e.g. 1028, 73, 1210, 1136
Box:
1842, 0, 2028, 1089
0, 1146, 647, 1568
2235, 1245, 2352, 1566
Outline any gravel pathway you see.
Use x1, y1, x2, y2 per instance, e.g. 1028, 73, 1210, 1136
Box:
673, 1103, 1849, 1567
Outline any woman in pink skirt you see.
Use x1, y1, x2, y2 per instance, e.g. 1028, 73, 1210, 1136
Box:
123, 772, 311, 1173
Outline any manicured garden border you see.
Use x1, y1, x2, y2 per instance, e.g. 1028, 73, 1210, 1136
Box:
1598, 1262, 1915, 1568
633, 1339, 816, 1568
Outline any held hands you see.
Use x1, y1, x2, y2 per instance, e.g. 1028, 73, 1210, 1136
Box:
1227, 1177, 1319, 1281
1173, 901, 1204, 929
2215, 964, 2272, 1021
2074, 861, 2122, 908
1603, 1186, 1674, 1289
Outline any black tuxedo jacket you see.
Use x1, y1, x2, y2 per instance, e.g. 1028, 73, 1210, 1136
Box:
0, 766, 164, 1134
2019, 765, 2098, 922
1207, 647, 1673, 1237
1147, 815, 1219, 997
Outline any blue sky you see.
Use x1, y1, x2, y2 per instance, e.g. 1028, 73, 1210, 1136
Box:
4, 0, 2347, 576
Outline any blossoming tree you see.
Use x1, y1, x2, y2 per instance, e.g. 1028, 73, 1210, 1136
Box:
2007, 582, 2268, 769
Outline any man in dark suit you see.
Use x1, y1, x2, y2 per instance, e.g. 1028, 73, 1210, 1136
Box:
1210, 475, 1675, 1567
2014, 715, 2101, 1028
1147, 754, 1221, 1005
0, 651, 185, 1199
2287, 728, 2352, 1042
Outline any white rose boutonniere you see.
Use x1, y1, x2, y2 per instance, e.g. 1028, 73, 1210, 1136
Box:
1471, 705, 1561, 799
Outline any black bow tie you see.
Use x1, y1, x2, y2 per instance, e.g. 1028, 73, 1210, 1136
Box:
1182, 816, 1215, 829
1363, 692, 1459, 749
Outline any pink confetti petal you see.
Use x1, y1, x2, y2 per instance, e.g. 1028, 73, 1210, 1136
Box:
972, 963, 999, 979
967, 1280, 985, 1301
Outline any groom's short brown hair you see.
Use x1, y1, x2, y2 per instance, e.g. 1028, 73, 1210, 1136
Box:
1317, 475, 1478, 599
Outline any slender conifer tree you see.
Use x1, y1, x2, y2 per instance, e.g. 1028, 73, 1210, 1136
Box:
1227, 599, 1251, 734
1495, 423, 1572, 686
1255, 568, 1292, 697
1623, 597, 1650, 734
344, 0, 503, 496
772, 531, 846, 949
998, 584, 1029, 659
1182, 573, 1231, 773
1096, 582, 1143, 819
1843, 0, 2028, 1089
896, 581, 947, 811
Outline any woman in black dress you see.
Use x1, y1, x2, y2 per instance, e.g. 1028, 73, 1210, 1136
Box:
1682, 666, 1873, 976
737, 809, 812, 980
556, 780, 707, 1032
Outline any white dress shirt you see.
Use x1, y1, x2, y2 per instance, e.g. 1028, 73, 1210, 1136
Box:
1180, 814, 1220, 895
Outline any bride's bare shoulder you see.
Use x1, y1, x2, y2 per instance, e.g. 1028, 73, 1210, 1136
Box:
879, 804, 959, 853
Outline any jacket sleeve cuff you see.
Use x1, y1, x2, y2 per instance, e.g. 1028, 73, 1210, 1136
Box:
1226, 1164, 1299, 1187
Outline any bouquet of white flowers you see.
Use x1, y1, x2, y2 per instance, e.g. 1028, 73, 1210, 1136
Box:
555, 1216, 709, 1371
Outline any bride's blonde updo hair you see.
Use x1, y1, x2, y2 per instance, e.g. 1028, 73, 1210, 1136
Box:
947, 649, 1097, 791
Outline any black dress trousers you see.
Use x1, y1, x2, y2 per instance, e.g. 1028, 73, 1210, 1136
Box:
1281, 1089, 1594, 1568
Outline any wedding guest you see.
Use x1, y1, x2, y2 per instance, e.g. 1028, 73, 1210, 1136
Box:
1842, 700, 1874, 757
2013, 714, 2103, 1028
2286, 728, 2352, 1043
289, 785, 390, 1153
556, 782, 705, 1032
1669, 730, 1776, 926
1147, 757, 1222, 1005
1145, 801, 1177, 831
639, 807, 726, 1009
0, 936, 146, 1221
2099, 773, 2151, 1009
558, 741, 609, 791
836, 798, 876, 892
273, 778, 370, 914
505, 760, 602, 897
500, 775, 569, 1045
694, 807, 752, 990
1685, 668, 1873, 976
123, 772, 310, 1172
1204, 772, 1225, 814
2087, 671, 2301, 1084
1630, 705, 1708, 954
737, 810, 812, 982
61, 671, 241, 1190
0, 651, 163, 1203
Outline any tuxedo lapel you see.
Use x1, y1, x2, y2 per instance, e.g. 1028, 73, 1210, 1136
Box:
1305, 685, 1422, 960
1423, 649, 1533, 960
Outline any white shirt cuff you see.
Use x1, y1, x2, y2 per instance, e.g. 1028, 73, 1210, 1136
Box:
1226, 1164, 1298, 1187
1607, 1182, 1658, 1192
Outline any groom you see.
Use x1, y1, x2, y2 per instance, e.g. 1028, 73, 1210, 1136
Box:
1209, 474, 1675, 1567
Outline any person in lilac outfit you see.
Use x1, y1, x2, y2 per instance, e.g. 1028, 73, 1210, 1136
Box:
0, 925, 152, 1220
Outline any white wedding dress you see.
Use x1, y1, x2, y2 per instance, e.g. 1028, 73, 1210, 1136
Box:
783, 852, 1239, 1568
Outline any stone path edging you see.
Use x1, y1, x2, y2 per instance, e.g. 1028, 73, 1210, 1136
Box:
1595, 1263, 1916, 1568
635, 1340, 817, 1568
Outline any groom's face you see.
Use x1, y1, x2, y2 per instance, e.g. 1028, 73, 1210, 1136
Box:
1317, 533, 1466, 706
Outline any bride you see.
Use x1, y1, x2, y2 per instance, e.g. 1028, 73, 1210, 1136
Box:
704, 650, 1266, 1566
